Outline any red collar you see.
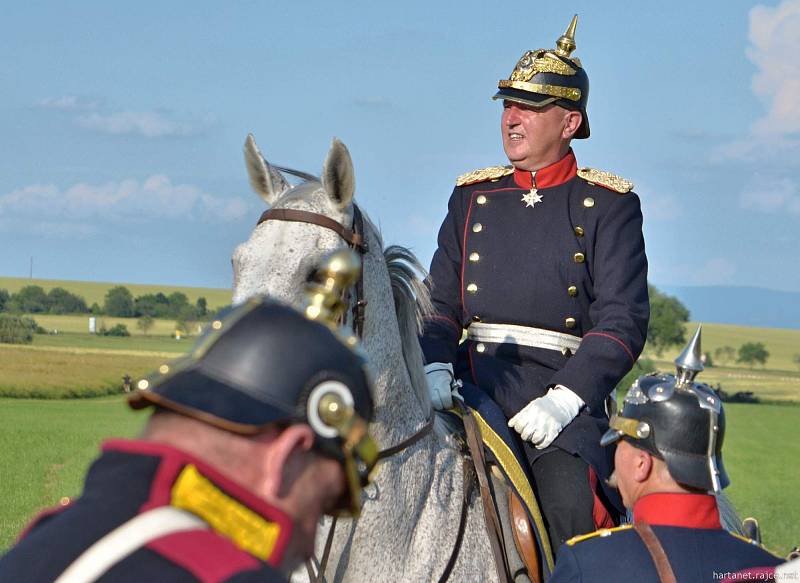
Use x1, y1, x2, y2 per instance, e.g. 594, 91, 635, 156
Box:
103, 439, 293, 566
513, 149, 577, 190
633, 493, 722, 529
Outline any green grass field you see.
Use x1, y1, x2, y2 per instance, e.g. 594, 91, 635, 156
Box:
0, 399, 796, 556
32, 314, 184, 336
0, 344, 168, 398
0, 276, 231, 310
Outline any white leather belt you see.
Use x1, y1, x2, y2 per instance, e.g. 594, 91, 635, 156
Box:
467, 322, 582, 353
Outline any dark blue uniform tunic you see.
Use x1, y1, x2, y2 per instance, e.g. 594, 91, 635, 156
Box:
0, 440, 289, 582
550, 493, 784, 582
420, 149, 649, 479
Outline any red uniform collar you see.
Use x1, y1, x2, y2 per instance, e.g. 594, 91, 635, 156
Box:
512, 149, 577, 190
103, 439, 293, 566
633, 492, 722, 529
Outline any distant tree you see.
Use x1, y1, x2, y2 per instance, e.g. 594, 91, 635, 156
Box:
46, 287, 89, 314
136, 315, 155, 336
90, 302, 103, 315
793, 353, 800, 372
646, 285, 690, 356
737, 342, 769, 368
0, 289, 9, 312
0, 314, 37, 344
175, 304, 200, 336
104, 286, 134, 317
167, 292, 190, 318
134, 293, 170, 318
12, 285, 48, 313
714, 346, 736, 366
196, 297, 208, 317
100, 323, 130, 337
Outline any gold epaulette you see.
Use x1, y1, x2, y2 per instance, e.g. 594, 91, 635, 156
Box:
728, 532, 783, 558
456, 165, 514, 186
577, 167, 634, 193
566, 524, 633, 546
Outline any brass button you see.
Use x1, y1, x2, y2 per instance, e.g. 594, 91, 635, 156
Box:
472, 315, 482, 322
469, 252, 480, 262
565, 317, 576, 329
472, 223, 483, 233
476, 343, 486, 353
466, 283, 478, 294
574, 226, 584, 237
583, 197, 595, 208
573, 252, 585, 263
476, 194, 487, 205
567, 285, 578, 297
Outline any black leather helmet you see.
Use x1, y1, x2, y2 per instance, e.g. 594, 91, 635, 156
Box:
601, 326, 729, 493
130, 250, 378, 515
492, 15, 590, 139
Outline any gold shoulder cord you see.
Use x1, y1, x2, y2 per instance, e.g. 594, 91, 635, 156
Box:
577, 168, 634, 194
456, 165, 514, 187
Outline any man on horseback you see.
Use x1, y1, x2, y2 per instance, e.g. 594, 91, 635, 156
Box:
0, 274, 379, 582
421, 15, 649, 550
549, 328, 783, 581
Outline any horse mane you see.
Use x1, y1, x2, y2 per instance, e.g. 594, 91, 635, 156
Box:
382, 244, 434, 418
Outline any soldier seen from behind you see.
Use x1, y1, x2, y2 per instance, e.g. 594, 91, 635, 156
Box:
549, 327, 784, 582
0, 251, 379, 583
421, 14, 649, 549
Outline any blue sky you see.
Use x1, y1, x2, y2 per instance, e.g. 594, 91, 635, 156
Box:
2, 1, 799, 292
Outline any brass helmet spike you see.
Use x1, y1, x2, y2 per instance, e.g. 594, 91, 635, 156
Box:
302, 248, 362, 346
555, 14, 578, 58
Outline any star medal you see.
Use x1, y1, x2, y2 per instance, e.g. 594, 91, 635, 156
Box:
521, 188, 543, 208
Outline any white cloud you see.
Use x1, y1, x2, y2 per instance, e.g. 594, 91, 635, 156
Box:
76, 111, 196, 138
37, 95, 100, 111
641, 193, 682, 222
748, 0, 800, 136
0, 176, 252, 224
740, 177, 800, 215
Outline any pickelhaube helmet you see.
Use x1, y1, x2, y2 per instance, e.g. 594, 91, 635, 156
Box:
493, 15, 591, 139
129, 249, 378, 516
600, 326, 729, 493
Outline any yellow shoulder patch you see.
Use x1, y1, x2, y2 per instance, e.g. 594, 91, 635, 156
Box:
728, 532, 783, 558
566, 524, 633, 546
577, 167, 634, 194
456, 165, 514, 187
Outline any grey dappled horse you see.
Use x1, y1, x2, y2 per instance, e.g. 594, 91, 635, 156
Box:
232, 135, 503, 582
231, 135, 743, 582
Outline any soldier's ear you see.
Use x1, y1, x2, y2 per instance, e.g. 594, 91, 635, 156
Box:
261, 425, 315, 497
562, 110, 582, 140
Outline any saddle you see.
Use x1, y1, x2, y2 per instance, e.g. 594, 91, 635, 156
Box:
443, 386, 556, 583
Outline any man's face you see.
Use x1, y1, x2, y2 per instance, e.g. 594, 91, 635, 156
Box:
501, 100, 573, 171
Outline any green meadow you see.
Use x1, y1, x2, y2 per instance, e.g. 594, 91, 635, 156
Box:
0, 399, 796, 556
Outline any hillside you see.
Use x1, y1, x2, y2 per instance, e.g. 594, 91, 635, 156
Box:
0, 276, 231, 310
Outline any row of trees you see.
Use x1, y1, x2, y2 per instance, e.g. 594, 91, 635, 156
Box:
0, 286, 88, 315
712, 343, 770, 368
0, 285, 210, 321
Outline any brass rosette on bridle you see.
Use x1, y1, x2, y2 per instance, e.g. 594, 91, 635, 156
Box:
493, 15, 591, 139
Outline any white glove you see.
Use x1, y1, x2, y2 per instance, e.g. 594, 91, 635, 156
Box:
508, 385, 585, 449
424, 362, 462, 410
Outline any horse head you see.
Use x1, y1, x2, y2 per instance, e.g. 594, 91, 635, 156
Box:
232, 134, 358, 306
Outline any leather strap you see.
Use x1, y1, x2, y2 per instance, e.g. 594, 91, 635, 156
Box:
376, 415, 435, 461
257, 208, 366, 252
463, 408, 511, 583
634, 522, 677, 583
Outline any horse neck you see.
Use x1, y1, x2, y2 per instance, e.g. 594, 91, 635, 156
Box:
360, 229, 430, 447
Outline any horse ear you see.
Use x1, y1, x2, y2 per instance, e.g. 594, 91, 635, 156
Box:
321, 138, 355, 209
244, 133, 290, 205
